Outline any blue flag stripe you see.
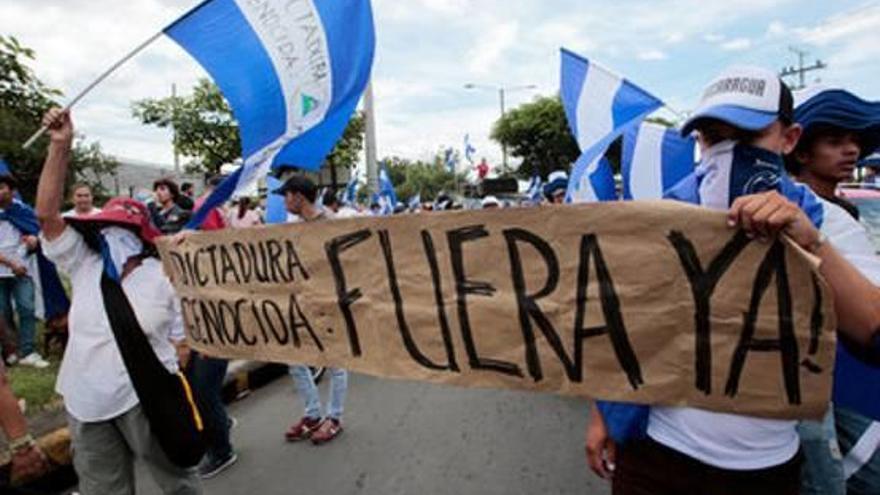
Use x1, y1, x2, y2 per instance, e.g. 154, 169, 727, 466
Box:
164, 0, 287, 158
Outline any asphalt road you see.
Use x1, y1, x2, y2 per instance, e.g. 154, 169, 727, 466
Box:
131, 373, 610, 495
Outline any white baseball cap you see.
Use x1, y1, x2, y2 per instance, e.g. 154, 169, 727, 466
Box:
481, 195, 501, 208
681, 65, 794, 136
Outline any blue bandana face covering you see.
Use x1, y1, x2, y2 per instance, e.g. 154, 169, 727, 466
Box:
695, 140, 786, 211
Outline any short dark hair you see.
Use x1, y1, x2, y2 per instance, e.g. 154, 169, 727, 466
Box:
71, 182, 91, 194
0, 174, 18, 190
785, 124, 862, 175
153, 178, 180, 199
181, 182, 194, 193
276, 175, 318, 203
322, 190, 339, 207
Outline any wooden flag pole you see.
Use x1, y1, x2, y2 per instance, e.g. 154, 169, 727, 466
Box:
22, 30, 165, 149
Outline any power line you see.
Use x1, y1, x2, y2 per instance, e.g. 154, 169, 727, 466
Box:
780, 46, 827, 90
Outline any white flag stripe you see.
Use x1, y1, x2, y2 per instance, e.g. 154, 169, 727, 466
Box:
235, 0, 332, 136
630, 125, 666, 200
575, 62, 621, 150
571, 156, 602, 203
843, 422, 880, 479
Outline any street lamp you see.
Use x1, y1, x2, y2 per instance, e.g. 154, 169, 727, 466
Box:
464, 83, 537, 171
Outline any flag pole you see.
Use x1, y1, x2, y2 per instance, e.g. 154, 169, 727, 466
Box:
22, 30, 166, 149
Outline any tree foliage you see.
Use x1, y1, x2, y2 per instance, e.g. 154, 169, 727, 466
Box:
0, 35, 118, 203
382, 155, 465, 202
491, 96, 580, 179
132, 79, 366, 177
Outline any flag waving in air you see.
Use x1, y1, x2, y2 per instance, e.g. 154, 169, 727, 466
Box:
174, 0, 376, 228
622, 122, 696, 200
560, 48, 663, 202
378, 162, 398, 215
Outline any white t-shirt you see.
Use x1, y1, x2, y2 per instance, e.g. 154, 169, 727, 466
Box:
0, 218, 29, 279
648, 200, 880, 470
41, 226, 184, 422
62, 207, 101, 218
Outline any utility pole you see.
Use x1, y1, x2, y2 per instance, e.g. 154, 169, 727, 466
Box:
171, 83, 180, 174
364, 81, 379, 192
780, 46, 826, 90
464, 83, 536, 172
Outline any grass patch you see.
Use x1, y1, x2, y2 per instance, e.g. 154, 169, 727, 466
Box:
7, 358, 62, 415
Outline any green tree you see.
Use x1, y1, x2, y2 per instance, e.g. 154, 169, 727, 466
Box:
133, 79, 366, 179
383, 155, 464, 201
132, 79, 240, 175
491, 96, 580, 179
0, 35, 118, 203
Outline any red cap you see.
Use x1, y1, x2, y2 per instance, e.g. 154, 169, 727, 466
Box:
66, 198, 162, 244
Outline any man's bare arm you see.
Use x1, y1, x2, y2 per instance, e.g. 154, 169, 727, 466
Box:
35, 109, 74, 241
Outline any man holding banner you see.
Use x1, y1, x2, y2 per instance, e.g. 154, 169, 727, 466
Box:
276, 174, 349, 445
589, 66, 880, 494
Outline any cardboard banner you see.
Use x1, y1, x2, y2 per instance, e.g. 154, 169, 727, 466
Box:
159, 200, 837, 419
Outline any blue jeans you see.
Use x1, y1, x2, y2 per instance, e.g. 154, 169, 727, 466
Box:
289, 365, 347, 420
836, 406, 880, 495
187, 353, 233, 462
0, 277, 37, 356
798, 408, 845, 495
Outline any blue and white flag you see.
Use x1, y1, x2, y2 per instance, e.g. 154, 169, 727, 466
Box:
560, 48, 663, 202
378, 162, 397, 215
622, 122, 696, 200
525, 173, 544, 202
408, 193, 421, 211
343, 172, 360, 205
464, 134, 476, 165
171, 0, 376, 228
444, 148, 457, 174
569, 154, 617, 202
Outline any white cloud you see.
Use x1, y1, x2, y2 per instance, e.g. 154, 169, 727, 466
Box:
766, 20, 787, 37
703, 33, 726, 43
638, 49, 668, 61
721, 37, 753, 51
466, 22, 519, 75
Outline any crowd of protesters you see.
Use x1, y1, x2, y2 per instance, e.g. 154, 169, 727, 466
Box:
0, 64, 879, 495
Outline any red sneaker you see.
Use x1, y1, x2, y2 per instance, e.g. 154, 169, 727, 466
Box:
285, 416, 322, 442
310, 418, 343, 445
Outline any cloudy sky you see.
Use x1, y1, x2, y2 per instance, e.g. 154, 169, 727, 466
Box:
3, 0, 880, 170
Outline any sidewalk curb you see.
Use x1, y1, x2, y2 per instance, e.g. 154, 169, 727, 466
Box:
3, 361, 287, 488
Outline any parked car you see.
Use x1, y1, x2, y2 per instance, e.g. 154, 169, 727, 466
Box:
839, 185, 880, 251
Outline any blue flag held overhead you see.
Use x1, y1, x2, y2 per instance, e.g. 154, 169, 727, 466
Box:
378, 162, 397, 215
464, 134, 476, 165
560, 48, 663, 202
622, 122, 696, 200
170, 0, 376, 228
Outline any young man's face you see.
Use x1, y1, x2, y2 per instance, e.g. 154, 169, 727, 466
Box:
697, 120, 802, 156
285, 191, 306, 214
550, 191, 566, 204
155, 185, 173, 204
0, 184, 13, 206
796, 131, 861, 184
73, 186, 94, 211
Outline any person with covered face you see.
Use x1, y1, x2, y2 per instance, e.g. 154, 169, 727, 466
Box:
543, 170, 568, 204
586, 66, 880, 494
34, 108, 201, 495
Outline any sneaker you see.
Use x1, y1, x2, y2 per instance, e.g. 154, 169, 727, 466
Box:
198, 452, 238, 479
4, 353, 18, 366
310, 418, 343, 445
285, 416, 321, 442
18, 353, 49, 369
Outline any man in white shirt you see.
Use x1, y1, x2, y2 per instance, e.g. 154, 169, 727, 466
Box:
587, 66, 880, 494
0, 174, 47, 368
62, 183, 101, 218
34, 108, 201, 495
